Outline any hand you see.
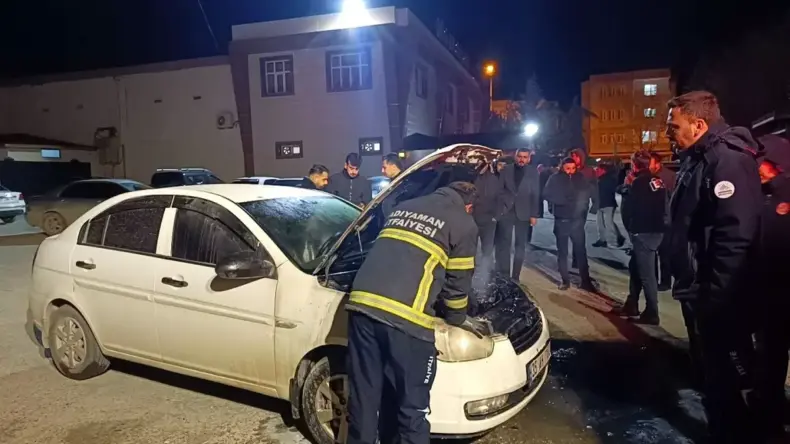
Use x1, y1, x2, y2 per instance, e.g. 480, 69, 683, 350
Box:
529, 217, 537, 226
457, 317, 493, 338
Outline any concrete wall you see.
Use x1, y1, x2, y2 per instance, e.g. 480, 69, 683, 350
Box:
0, 62, 244, 183
247, 42, 390, 178
404, 60, 438, 138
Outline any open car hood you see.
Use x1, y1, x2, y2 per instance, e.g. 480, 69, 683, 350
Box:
313, 144, 502, 275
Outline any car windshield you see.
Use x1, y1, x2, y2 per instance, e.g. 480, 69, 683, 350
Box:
122, 182, 152, 191
240, 196, 361, 272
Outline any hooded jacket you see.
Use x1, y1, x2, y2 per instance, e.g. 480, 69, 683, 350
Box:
326, 170, 372, 205
667, 122, 762, 303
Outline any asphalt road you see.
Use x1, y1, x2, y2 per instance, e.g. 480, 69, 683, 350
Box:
0, 217, 706, 444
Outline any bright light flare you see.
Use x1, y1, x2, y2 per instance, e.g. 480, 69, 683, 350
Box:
484, 64, 496, 76
337, 0, 373, 27
523, 122, 539, 138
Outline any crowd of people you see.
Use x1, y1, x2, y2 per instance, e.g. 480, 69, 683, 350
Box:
285, 90, 790, 444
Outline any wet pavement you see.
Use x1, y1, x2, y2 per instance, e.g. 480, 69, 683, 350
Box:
0, 218, 710, 443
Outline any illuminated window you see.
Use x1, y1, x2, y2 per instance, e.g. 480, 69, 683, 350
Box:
260, 56, 294, 97
326, 48, 372, 92
642, 130, 658, 143
601, 134, 609, 143
644, 84, 658, 96
617, 134, 625, 143
644, 108, 657, 118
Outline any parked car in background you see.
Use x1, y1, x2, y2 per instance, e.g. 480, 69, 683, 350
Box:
25, 145, 550, 444
0, 184, 26, 224
369, 175, 391, 199
150, 168, 223, 188
26, 179, 150, 235
268, 177, 308, 187
232, 176, 279, 185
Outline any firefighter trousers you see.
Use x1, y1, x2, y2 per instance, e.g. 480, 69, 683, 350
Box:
346, 312, 437, 444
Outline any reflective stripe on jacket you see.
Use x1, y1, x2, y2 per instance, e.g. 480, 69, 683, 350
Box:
348, 187, 478, 342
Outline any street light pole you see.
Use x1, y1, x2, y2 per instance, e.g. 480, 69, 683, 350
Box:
489, 77, 493, 113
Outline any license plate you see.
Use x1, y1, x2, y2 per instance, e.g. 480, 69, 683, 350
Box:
527, 343, 551, 383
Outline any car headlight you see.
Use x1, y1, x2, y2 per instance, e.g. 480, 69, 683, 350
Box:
434, 319, 494, 363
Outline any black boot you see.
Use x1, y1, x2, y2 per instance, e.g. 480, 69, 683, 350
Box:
633, 311, 660, 326
612, 301, 639, 317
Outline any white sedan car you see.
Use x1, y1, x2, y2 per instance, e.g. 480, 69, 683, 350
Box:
26, 144, 550, 443
0, 184, 26, 223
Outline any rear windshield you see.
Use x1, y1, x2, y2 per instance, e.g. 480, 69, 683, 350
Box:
151, 172, 184, 188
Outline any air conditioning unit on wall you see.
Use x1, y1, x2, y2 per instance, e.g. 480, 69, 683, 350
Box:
216, 111, 237, 130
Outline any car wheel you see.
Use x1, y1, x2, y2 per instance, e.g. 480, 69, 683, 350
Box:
42, 212, 66, 236
1, 216, 14, 224
301, 355, 349, 444
47, 305, 110, 380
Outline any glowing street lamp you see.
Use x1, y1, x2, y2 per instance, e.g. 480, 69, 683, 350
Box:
483, 62, 497, 113
523, 122, 539, 138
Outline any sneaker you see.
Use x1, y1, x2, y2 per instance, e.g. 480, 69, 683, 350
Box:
633, 312, 660, 325
592, 240, 608, 248
558, 282, 570, 290
612, 303, 639, 317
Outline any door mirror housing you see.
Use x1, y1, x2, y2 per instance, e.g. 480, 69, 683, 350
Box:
215, 251, 276, 280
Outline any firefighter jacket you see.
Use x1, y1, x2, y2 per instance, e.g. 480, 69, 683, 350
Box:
667, 122, 762, 304
348, 187, 478, 342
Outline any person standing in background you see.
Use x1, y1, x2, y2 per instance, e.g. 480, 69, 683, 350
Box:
496, 148, 540, 280
381, 153, 403, 180
593, 161, 626, 248
326, 153, 372, 206
298, 164, 330, 190
648, 152, 676, 291
569, 148, 598, 269
543, 157, 595, 291
473, 159, 507, 274
616, 150, 667, 325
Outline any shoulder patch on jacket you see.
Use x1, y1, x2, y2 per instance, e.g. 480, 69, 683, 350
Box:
714, 180, 735, 199
649, 178, 664, 192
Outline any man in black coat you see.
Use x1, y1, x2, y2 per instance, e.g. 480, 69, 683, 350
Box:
617, 150, 668, 325
649, 152, 676, 291
326, 153, 372, 206
473, 160, 507, 274
496, 148, 540, 280
543, 157, 595, 291
665, 91, 762, 443
593, 161, 626, 248
297, 164, 330, 190
750, 135, 790, 443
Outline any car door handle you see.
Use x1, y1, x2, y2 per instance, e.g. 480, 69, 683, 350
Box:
75, 260, 96, 270
161, 277, 188, 288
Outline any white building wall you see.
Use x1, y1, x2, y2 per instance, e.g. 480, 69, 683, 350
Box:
120, 65, 244, 182
247, 42, 390, 178
404, 61, 438, 137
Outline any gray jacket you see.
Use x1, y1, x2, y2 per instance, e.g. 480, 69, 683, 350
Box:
501, 164, 541, 221
326, 172, 372, 205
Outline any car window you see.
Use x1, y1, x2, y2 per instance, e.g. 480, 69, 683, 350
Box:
170, 197, 256, 265
121, 182, 152, 192
61, 182, 125, 199
232, 179, 260, 185
206, 174, 224, 184
151, 172, 184, 188
79, 196, 171, 253
241, 196, 361, 272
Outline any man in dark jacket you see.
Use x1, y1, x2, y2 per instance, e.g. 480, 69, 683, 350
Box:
495, 148, 540, 280
665, 91, 762, 443
544, 157, 595, 291
473, 160, 507, 273
297, 164, 329, 190
750, 135, 790, 443
616, 150, 667, 325
326, 153, 372, 206
593, 161, 626, 248
649, 152, 676, 291
346, 182, 490, 444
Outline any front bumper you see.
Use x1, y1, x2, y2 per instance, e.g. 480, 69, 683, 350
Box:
0, 206, 25, 217
428, 309, 551, 436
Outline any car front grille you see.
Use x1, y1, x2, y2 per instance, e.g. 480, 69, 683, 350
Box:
509, 307, 543, 355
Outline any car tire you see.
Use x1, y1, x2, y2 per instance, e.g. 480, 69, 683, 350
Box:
47, 305, 110, 381
301, 355, 349, 444
1, 216, 14, 224
42, 212, 67, 236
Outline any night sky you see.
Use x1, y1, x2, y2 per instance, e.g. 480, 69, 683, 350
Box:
1, 0, 787, 106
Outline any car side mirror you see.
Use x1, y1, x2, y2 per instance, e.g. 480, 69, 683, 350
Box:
215, 251, 276, 280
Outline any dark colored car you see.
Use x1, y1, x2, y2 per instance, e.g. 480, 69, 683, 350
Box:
150, 168, 223, 188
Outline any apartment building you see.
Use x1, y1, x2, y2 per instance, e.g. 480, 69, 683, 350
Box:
0, 6, 483, 185
581, 69, 675, 160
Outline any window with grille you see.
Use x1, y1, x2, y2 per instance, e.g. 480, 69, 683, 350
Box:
644, 84, 658, 96
261, 56, 294, 97
326, 48, 372, 92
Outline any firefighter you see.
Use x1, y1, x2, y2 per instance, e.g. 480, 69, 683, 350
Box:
751, 134, 790, 443
664, 91, 762, 443
346, 181, 490, 444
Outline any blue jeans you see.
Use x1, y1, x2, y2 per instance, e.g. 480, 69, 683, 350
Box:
626, 233, 663, 314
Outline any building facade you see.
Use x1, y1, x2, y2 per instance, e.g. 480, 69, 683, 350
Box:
0, 6, 482, 185
581, 69, 675, 160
